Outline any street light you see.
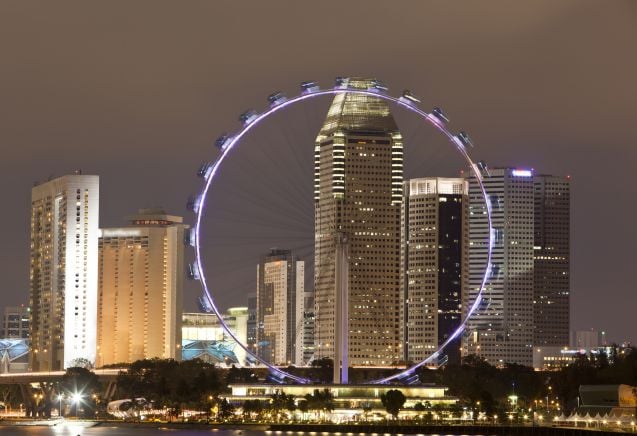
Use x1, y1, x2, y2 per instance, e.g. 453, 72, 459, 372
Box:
57, 394, 64, 417
72, 393, 82, 419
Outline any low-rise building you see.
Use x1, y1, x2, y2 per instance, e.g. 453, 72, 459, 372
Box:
223, 383, 457, 420
182, 309, 249, 366
533, 345, 625, 371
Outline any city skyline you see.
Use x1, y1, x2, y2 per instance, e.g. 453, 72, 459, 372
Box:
0, 1, 635, 344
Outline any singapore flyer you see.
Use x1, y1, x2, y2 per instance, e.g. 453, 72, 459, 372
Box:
188, 77, 494, 385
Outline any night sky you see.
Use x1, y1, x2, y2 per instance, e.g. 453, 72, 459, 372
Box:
0, 1, 635, 344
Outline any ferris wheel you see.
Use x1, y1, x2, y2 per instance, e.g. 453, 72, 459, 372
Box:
186, 77, 495, 384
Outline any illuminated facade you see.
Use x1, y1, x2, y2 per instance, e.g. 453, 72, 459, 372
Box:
256, 249, 304, 365
182, 308, 248, 365
96, 209, 187, 366
302, 291, 315, 364
1, 306, 29, 339
29, 174, 99, 371
533, 175, 570, 347
401, 178, 468, 365
314, 77, 403, 366
463, 168, 534, 366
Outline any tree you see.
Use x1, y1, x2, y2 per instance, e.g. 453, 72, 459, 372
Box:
68, 357, 94, 370
60, 366, 101, 418
242, 399, 263, 420
270, 390, 296, 421
380, 389, 406, 419
304, 389, 334, 421
217, 398, 235, 420
310, 358, 334, 383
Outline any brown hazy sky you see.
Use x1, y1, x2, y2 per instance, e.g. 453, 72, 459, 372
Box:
0, 1, 636, 343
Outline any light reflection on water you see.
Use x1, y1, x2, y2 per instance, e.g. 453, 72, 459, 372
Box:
0, 425, 264, 436
0, 425, 477, 436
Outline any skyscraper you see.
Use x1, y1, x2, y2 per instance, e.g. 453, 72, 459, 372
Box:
463, 168, 534, 367
314, 77, 403, 366
29, 174, 99, 371
96, 209, 187, 366
533, 175, 570, 346
256, 249, 304, 365
401, 178, 468, 365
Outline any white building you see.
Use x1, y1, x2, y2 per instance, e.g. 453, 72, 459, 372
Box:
256, 249, 304, 365
401, 178, 468, 365
29, 174, 99, 370
463, 168, 534, 367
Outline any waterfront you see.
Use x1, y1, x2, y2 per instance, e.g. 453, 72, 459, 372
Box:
0, 422, 607, 436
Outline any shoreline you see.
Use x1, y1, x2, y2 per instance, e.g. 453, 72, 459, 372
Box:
0, 419, 602, 435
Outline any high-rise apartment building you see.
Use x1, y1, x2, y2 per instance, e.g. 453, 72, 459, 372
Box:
96, 209, 187, 366
29, 174, 99, 371
463, 168, 534, 367
401, 178, 468, 365
314, 77, 403, 366
256, 249, 304, 365
1, 306, 30, 339
533, 175, 570, 346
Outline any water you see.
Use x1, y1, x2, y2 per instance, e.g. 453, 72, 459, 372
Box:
0, 426, 264, 436
0, 423, 479, 435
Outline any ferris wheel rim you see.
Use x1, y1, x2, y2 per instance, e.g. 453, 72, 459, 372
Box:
191, 84, 494, 384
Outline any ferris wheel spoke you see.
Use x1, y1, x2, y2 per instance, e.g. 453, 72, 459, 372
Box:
192, 81, 494, 384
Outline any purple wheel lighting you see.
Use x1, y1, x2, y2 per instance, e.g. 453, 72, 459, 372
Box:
192, 83, 494, 384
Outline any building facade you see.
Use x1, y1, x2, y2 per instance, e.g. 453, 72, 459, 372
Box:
314, 77, 403, 366
462, 168, 534, 366
401, 178, 468, 365
256, 249, 304, 365
533, 175, 570, 347
302, 290, 315, 364
182, 308, 248, 365
1, 306, 29, 339
29, 174, 99, 371
96, 209, 187, 366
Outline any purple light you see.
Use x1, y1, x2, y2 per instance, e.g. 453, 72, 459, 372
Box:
194, 86, 495, 384
512, 169, 533, 177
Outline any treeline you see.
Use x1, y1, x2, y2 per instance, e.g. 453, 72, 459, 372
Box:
116, 358, 226, 410
417, 349, 637, 413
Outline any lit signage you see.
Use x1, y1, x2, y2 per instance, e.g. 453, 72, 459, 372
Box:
511, 169, 532, 177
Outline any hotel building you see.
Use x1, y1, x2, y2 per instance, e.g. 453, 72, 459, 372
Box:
96, 209, 187, 366
29, 174, 99, 371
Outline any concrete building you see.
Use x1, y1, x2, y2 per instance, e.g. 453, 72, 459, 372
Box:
572, 330, 607, 349
246, 292, 257, 356
533, 175, 570, 347
463, 168, 534, 367
29, 174, 99, 371
401, 178, 468, 365
1, 306, 29, 339
314, 77, 403, 366
256, 249, 304, 365
302, 290, 315, 364
182, 308, 248, 366
96, 209, 187, 367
